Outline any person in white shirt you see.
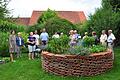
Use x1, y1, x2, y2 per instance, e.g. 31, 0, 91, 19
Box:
33, 30, 40, 48
100, 30, 107, 47
107, 30, 116, 59
52, 32, 60, 38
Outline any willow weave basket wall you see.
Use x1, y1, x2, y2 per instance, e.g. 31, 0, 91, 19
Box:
41, 51, 113, 76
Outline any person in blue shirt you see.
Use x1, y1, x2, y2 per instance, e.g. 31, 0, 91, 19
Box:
16, 32, 24, 58
40, 28, 49, 46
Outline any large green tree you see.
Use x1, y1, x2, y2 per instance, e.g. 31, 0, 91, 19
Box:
83, 0, 120, 45
109, 0, 120, 12
37, 8, 58, 24
29, 9, 77, 36
0, 0, 10, 20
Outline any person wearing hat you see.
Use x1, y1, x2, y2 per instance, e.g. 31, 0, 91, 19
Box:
92, 31, 99, 45
81, 32, 89, 47
82, 32, 88, 39
107, 30, 116, 59
16, 32, 24, 58
100, 30, 107, 47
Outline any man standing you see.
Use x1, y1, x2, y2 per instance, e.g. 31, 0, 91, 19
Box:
40, 28, 49, 49
107, 30, 116, 59
33, 30, 40, 48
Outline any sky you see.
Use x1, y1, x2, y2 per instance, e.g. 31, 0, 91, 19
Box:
7, 0, 102, 18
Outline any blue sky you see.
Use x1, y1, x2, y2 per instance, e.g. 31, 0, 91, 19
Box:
7, 0, 102, 18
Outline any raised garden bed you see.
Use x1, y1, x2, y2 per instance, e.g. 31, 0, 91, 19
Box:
41, 50, 113, 76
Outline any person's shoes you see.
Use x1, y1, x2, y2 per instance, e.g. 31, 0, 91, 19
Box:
32, 58, 34, 60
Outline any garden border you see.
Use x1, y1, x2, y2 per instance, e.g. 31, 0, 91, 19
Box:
41, 50, 113, 76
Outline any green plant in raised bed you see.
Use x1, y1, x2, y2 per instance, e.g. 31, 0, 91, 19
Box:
46, 35, 70, 54
83, 36, 95, 47
89, 45, 107, 53
68, 46, 90, 56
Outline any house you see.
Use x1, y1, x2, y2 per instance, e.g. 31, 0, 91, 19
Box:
13, 11, 86, 26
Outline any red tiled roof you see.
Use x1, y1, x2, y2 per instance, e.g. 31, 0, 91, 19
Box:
12, 17, 30, 26
28, 11, 86, 26
12, 11, 86, 26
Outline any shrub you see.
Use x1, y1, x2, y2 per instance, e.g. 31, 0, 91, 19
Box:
30, 9, 77, 36
20, 32, 29, 43
0, 32, 29, 56
45, 35, 106, 56
68, 46, 90, 56
26, 24, 44, 34
46, 35, 70, 54
83, 37, 95, 47
89, 45, 107, 53
44, 17, 77, 36
0, 20, 25, 33
37, 8, 58, 24
0, 32, 9, 57
20, 32, 29, 53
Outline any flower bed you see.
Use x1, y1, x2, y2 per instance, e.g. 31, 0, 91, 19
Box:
41, 50, 113, 76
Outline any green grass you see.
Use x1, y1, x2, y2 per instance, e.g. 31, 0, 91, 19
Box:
0, 47, 120, 80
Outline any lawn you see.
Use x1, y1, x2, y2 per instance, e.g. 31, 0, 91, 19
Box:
0, 47, 120, 80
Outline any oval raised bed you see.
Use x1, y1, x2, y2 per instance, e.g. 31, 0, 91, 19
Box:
41, 50, 113, 76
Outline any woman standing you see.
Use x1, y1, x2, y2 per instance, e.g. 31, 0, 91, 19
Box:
9, 30, 17, 62
69, 30, 77, 47
100, 30, 107, 47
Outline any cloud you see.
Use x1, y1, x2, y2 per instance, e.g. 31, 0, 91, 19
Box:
7, 0, 102, 18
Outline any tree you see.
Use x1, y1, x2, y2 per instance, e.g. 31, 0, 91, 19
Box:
84, 0, 120, 45
109, 0, 120, 12
44, 17, 76, 36
31, 9, 77, 36
0, 0, 10, 20
37, 8, 58, 24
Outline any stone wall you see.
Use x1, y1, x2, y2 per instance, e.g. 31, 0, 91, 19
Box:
41, 51, 113, 76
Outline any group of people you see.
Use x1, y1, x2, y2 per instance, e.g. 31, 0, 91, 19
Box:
9, 28, 116, 62
9, 30, 24, 62
68, 29, 116, 59
9, 28, 49, 62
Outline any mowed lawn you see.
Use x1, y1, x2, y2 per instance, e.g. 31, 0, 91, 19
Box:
0, 47, 120, 80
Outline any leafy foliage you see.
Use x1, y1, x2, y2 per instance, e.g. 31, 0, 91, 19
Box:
46, 34, 106, 56
37, 8, 58, 24
109, 0, 120, 12
44, 17, 76, 36
46, 35, 70, 54
89, 45, 107, 53
0, 0, 10, 19
31, 9, 77, 36
0, 32, 9, 57
0, 20, 25, 32
83, 37, 95, 47
26, 24, 44, 33
68, 46, 90, 56
83, 0, 120, 46
20, 32, 29, 43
